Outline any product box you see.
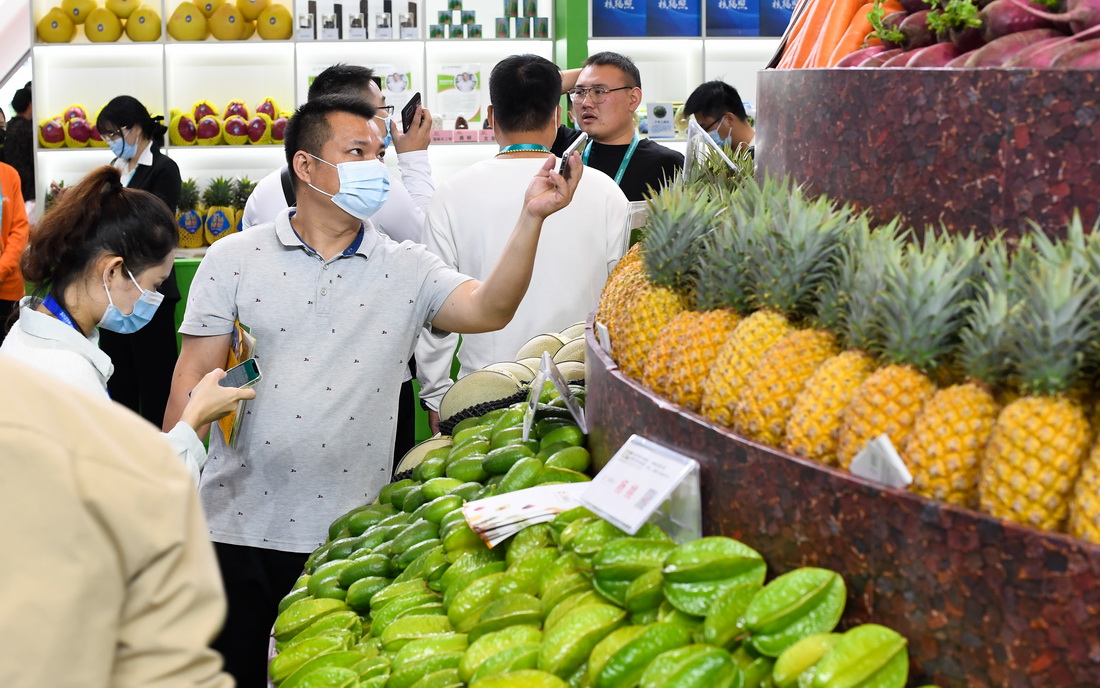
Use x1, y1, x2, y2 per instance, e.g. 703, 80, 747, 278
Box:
297, 1, 316, 39
448, 0, 463, 9
461, 10, 476, 24
454, 129, 479, 142
759, 0, 795, 35
705, 0, 757, 35
438, 9, 452, 23
495, 17, 509, 35
646, 102, 676, 138
503, 0, 519, 17
429, 23, 445, 36
449, 23, 465, 37
348, 6, 367, 38
431, 129, 455, 142
375, 0, 394, 37
514, 16, 530, 36
591, 0, 645, 36
523, 0, 538, 16
479, 128, 497, 143
646, 0, 701, 36
399, 1, 419, 38
534, 16, 548, 36
468, 23, 483, 36
316, 0, 342, 39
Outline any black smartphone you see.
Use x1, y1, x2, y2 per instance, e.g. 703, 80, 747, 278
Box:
220, 358, 262, 388
558, 132, 588, 179
401, 92, 422, 133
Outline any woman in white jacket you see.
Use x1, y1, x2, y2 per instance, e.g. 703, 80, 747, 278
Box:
0, 165, 253, 482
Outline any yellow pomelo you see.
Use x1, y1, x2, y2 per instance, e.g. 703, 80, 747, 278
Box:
125, 4, 162, 40
61, 0, 96, 24
256, 3, 291, 38
37, 8, 76, 42
208, 1, 246, 38
167, 1, 207, 39
84, 6, 123, 40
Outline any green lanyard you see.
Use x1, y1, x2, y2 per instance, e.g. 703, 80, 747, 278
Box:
497, 144, 552, 155
582, 133, 639, 186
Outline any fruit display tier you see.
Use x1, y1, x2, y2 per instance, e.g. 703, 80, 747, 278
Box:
754, 68, 1100, 237
582, 319, 1100, 688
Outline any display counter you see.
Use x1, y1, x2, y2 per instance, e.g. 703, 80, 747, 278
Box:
583, 317, 1100, 688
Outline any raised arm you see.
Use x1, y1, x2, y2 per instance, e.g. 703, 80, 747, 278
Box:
163, 333, 232, 435
429, 153, 582, 335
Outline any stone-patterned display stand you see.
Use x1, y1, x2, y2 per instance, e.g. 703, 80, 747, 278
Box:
755, 69, 1100, 237
584, 324, 1100, 688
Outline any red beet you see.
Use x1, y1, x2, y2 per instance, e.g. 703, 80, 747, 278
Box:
1002, 35, 1073, 64
946, 51, 976, 65
1007, 0, 1100, 33
1051, 37, 1100, 63
881, 12, 908, 48
882, 49, 924, 65
908, 41, 965, 65
900, 10, 939, 48
963, 27, 1063, 63
835, 45, 890, 66
981, 0, 1055, 41
951, 25, 988, 51
860, 48, 905, 65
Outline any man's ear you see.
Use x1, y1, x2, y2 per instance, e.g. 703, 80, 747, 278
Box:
292, 150, 313, 185
486, 105, 494, 129
555, 105, 561, 129
627, 87, 642, 113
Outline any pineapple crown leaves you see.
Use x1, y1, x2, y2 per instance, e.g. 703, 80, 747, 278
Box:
641, 184, 721, 292
1004, 253, 1100, 396
743, 189, 851, 321
692, 204, 760, 312
957, 237, 1015, 386
871, 229, 980, 374
810, 212, 876, 335
842, 220, 907, 351
684, 143, 755, 195
179, 178, 200, 211
232, 176, 257, 211
202, 176, 235, 208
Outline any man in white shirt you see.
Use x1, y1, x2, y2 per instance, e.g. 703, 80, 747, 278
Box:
417, 54, 630, 432
241, 63, 434, 243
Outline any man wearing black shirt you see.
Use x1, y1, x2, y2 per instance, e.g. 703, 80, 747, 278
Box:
551, 52, 683, 202
5, 84, 34, 202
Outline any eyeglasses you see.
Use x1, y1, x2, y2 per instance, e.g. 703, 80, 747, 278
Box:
696, 115, 724, 133
567, 86, 633, 104
100, 125, 129, 141
377, 105, 395, 117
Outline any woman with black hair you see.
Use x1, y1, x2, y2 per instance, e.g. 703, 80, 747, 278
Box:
94, 95, 184, 427
0, 165, 253, 482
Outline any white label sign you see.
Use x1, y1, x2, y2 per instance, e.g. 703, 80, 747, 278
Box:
850, 434, 913, 489
541, 352, 587, 434
580, 435, 697, 535
521, 366, 548, 443
463, 483, 588, 547
595, 321, 612, 356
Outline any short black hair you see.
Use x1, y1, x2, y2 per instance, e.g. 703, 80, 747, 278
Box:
489, 54, 562, 133
97, 95, 168, 150
582, 51, 641, 89
284, 94, 378, 183
307, 64, 378, 101
683, 80, 747, 123
12, 85, 31, 114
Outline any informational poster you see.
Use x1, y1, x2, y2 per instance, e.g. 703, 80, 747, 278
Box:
706, 0, 759, 36
760, 0, 795, 36
436, 64, 482, 122
646, 0, 701, 36
377, 64, 415, 115
591, 0, 646, 37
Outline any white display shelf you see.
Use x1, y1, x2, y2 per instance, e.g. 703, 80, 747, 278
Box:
165, 42, 296, 116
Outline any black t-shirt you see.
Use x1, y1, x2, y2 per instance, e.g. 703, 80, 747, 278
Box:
551, 126, 684, 202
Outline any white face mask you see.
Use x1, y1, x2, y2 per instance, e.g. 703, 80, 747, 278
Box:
307, 155, 391, 221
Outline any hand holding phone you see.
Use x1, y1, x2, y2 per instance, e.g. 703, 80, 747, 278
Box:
401, 92, 422, 134
558, 132, 588, 180
220, 358, 262, 388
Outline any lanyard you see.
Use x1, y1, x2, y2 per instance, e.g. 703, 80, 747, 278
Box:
496, 144, 552, 155
42, 293, 82, 332
583, 133, 639, 186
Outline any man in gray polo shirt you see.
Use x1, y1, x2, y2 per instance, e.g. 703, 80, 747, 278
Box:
163, 93, 583, 686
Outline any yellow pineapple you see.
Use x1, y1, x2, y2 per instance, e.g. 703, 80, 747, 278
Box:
836, 231, 979, 468
981, 233, 1098, 532
730, 192, 853, 445
783, 221, 902, 465
641, 200, 757, 411
612, 184, 718, 380
903, 240, 1012, 508
597, 242, 643, 348
1070, 444, 1100, 543
176, 178, 205, 248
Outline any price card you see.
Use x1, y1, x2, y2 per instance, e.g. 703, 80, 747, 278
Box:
595, 321, 612, 356
463, 483, 589, 547
850, 434, 912, 489
521, 366, 548, 442
580, 434, 699, 536
540, 352, 587, 434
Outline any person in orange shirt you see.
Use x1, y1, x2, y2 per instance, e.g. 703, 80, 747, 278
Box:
0, 161, 30, 345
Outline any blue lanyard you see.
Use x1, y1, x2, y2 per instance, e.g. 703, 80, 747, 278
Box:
497, 144, 551, 155
582, 133, 640, 186
42, 293, 82, 332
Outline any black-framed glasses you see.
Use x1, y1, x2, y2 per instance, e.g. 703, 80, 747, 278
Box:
100, 125, 128, 140
567, 86, 633, 104
377, 105, 395, 117
695, 115, 724, 133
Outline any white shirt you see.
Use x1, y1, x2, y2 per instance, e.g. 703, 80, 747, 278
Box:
111, 142, 155, 187
241, 150, 434, 244
415, 155, 630, 411
1, 299, 208, 483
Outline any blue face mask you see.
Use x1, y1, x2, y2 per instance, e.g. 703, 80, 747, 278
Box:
708, 127, 732, 149
98, 267, 164, 334
376, 115, 393, 149
109, 133, 138, 160
308, 155, 390, 222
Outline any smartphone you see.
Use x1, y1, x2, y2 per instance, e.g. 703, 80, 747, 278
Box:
220, 358, 262, 388
401, 92, 422, 133
558, 132, 588, 179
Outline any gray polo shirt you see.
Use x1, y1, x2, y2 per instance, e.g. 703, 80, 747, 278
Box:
180, 208, 471, 552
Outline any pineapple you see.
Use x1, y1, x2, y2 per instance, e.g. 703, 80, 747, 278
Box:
783, 225, 903, 465
640, 196, 755, 411
980, 229, 1098, 532
902, 239, 1013, 508
1071, 445, 1100, 543
232, 176, 257, 232
699, 178, 842, 429
611, 183, 717, 380
836, 231, 979, 468
727, 191, 853, 444
202, 176, 236, 244
177, 178, 205, 248
597, 242, 643, 341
